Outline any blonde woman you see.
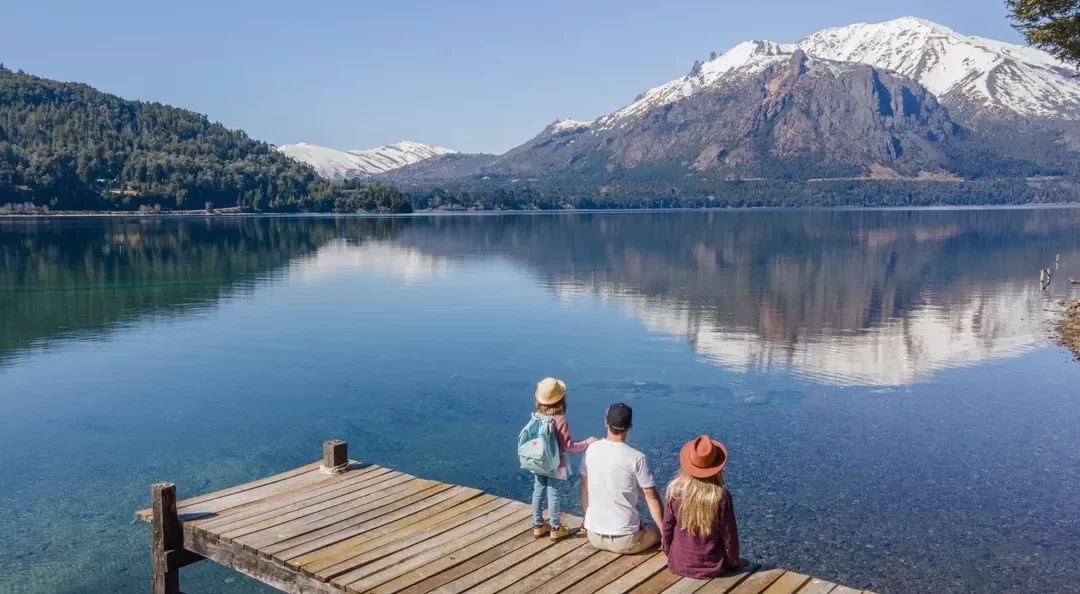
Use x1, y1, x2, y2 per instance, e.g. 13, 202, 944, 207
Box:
661, 435, 741, 578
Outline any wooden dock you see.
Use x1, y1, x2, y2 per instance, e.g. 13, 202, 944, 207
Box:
136, 440, 874, 594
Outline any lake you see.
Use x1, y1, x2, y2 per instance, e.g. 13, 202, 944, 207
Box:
2, 209, 1080, 594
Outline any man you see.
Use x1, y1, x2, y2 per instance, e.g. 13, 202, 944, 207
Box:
580, 402, 663, 554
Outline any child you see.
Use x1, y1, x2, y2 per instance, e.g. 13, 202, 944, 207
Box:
662, 435, 741, 578
531, 377, 597, 540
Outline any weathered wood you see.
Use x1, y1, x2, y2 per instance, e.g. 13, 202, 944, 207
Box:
164, 548, 204, 570
217, 472, 412, 542
422, 531, 564, 594
151, 483, 182, 594
828, 587, 861, 594
193, 465, 390, 531
334, 505, 532, 590
136, 461, 323, 520
267, 484, 464, 562
760, 572, 809, 594
561, 552, 662, 594
527, 548, 620, 594
177, 462, 365, 519
693, 566, 759, 594
369, 525, 537, 594
724, 569, 785, 594
455, 537, 588, 594
324, 440, 348, 469
660, 577, 709, 594
630, 570, 684, 594
392, 528, 539, 594
184, 528, 340, 594
300, 493, 500, 577
489, 540, 596, 593
789, 578, 836, 594
239, 480, 446, 552
594, 553, 670, 594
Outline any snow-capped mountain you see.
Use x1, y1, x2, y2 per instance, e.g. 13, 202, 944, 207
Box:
550, 17, 1080, 133
798, 17, 1080, 118
277, 141, 455, 181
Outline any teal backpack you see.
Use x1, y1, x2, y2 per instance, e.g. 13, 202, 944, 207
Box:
517, 413, 560, 475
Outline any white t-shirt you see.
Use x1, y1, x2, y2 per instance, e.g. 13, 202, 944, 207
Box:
580, 439, 656, 536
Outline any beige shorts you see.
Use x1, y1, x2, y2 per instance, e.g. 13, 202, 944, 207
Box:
586, 523, 661, 555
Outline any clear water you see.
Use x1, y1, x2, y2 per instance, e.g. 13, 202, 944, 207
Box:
2, 210, 1080, 594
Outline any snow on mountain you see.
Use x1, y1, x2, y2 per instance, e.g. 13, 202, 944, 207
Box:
277, 141, 455, 181
560, 17, 1080, 132
797, 17, 1080, 118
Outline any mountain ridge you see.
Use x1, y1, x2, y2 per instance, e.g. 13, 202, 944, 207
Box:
277, 141, 455, 181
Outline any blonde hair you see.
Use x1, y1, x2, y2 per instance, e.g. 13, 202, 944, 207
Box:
665, 470, 726, 537
536, 400, 566, 415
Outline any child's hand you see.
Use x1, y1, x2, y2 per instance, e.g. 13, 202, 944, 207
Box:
585, 437, 599, 446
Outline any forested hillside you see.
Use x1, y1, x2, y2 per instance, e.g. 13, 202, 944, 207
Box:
0, 66, 411, 213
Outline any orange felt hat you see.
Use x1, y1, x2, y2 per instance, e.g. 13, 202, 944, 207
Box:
679, 435, 728, 478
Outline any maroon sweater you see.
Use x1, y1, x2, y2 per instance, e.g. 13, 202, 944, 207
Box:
662, 490, 740, 579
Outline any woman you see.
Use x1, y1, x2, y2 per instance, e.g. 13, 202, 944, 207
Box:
662, 435, 741, 578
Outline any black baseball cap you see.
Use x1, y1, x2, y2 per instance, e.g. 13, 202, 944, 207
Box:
606, 403, 633, 431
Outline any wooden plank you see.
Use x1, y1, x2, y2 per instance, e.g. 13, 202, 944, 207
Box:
660, 577, 709, 594
183, 527, 340, 594
193, 466, 393, 531
336, 507, 533, 592
329, 503, 530, 588
422, 532, 568, 594
448, 537, 588, 594
593, 553, 670, 594
791, 579, 836, 594
490, 541, 596, 593
177, 462, 367, 519
518, 547, 619, 594
370, 525, 537, 594
393, 529, 540, 594
561, 552, 662, 594
217, 473, 415, 542
630, 570, 684, 594
694, 566, 760, 594
280, 487, 481, 568
760, 572, 809, 594
239, 481, 449, 552
829, 588, 861, 594
136, 461, 323, 520
724, 569, 785, 594
266, 484, 466, 562
299, 494, 501, 576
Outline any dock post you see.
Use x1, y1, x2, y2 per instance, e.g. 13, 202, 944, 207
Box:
323, 439, 348, 471
151, 482, 181, 594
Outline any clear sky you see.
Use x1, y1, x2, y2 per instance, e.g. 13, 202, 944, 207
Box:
1, 0, 1026, 154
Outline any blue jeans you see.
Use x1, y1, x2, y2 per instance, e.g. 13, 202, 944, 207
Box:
532, 474, 562, 529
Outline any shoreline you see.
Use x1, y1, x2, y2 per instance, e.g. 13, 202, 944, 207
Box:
1058, 299, 1080, 360
5, 203, 1080, 218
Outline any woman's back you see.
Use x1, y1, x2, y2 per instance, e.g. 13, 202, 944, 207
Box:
663, 489, 739, 579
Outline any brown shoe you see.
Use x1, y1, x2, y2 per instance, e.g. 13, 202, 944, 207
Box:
532, 522, 551, 537
549, 526, 570, 541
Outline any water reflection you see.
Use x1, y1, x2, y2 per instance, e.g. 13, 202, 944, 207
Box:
384, 209, 1080, 385
4, 209, 1080, 384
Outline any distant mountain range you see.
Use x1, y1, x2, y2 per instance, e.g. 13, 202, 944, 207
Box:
333, 17, 1080, 185
276, 141, 455, 181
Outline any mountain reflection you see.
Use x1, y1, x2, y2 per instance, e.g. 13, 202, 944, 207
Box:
3, 210, 1079, 384
384, 210, 1080, 385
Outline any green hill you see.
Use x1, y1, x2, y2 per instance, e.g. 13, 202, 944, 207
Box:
0, 65, 410, 213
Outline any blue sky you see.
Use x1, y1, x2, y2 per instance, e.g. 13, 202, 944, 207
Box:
2, 0, 1025, 154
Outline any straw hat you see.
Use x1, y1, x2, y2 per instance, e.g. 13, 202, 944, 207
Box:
679, 435, 728, 478
535, 378, 567, 406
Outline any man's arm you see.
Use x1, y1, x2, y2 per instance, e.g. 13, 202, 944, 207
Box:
580, 475, 589, 530
642, 487, 664, 528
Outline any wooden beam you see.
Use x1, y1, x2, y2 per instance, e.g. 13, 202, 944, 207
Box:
165, 548, 205, 570
151, 483, 181, 594
184, 528, 341, 594
324, 440, 348, 470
